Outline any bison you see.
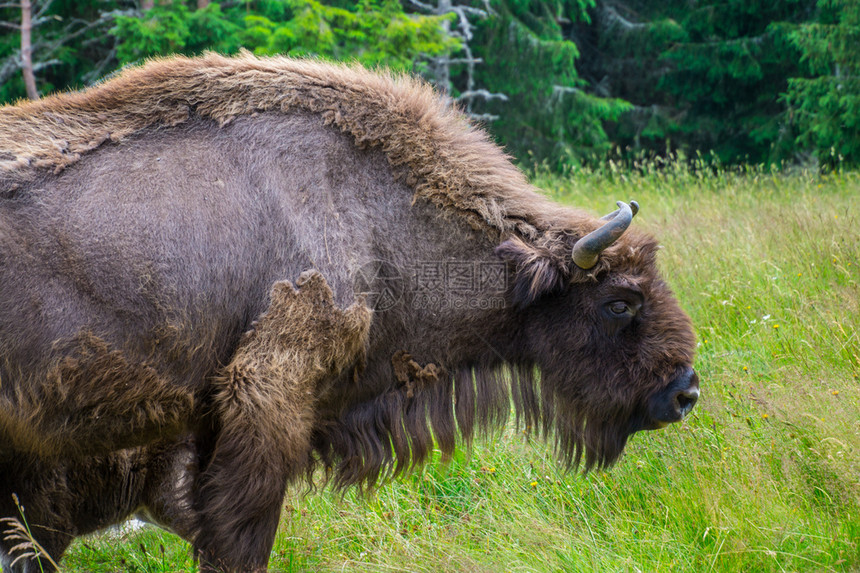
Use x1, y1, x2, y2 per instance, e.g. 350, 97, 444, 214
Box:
0, 53, 698, 572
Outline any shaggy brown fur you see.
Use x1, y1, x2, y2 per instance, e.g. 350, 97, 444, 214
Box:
194, 271, 370, 572
1, 272, 369, 573
1, 332, 196, 458
0, 51, 600, 245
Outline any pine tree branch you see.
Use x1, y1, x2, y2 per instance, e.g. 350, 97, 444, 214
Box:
599, 3, 647, 32
434, 57, 483, 64
458, 89, 508, 101
681, 34, 768, 47
33, 0, 54, 19
407, 0, 434, 12
32, 58, 60, 71
466, 112, 500, 122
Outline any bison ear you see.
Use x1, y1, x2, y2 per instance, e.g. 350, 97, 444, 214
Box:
495, 237, 566, 307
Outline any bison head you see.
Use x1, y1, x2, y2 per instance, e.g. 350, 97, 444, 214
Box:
496, 201, 698, 471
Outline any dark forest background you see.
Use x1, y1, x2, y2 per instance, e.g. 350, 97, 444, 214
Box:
2, 0, 858, 169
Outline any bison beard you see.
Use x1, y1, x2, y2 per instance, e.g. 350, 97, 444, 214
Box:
312, 360, 637, 495
0, 53, 698, 572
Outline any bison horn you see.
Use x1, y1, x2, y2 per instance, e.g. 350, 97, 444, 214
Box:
572, 200, 639, 269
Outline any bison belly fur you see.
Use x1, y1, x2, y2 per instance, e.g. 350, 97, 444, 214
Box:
0, 53, 698, 572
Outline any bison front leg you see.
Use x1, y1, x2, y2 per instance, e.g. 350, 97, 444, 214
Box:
193, 271, 370, 573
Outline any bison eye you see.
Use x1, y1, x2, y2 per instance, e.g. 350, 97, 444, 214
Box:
601, 295, 642, 335
608, 301, 631, 315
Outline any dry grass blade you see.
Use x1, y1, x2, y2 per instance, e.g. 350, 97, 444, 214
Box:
2, 517, 40, 567
1, 495, 61, 571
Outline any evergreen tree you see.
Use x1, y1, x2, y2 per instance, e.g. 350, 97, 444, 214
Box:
576, 0, 816, 165
783, 0, 860, 165
466, 0, 631, 168
111, 0, 459, 72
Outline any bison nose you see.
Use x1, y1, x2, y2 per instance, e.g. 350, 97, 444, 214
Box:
675, 385, 699, 418
650, 367, 699, 425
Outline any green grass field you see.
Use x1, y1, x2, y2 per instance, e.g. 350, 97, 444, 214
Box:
63, 166, 859, 572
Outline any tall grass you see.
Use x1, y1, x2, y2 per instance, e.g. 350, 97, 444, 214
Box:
65, 166, 859, 572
